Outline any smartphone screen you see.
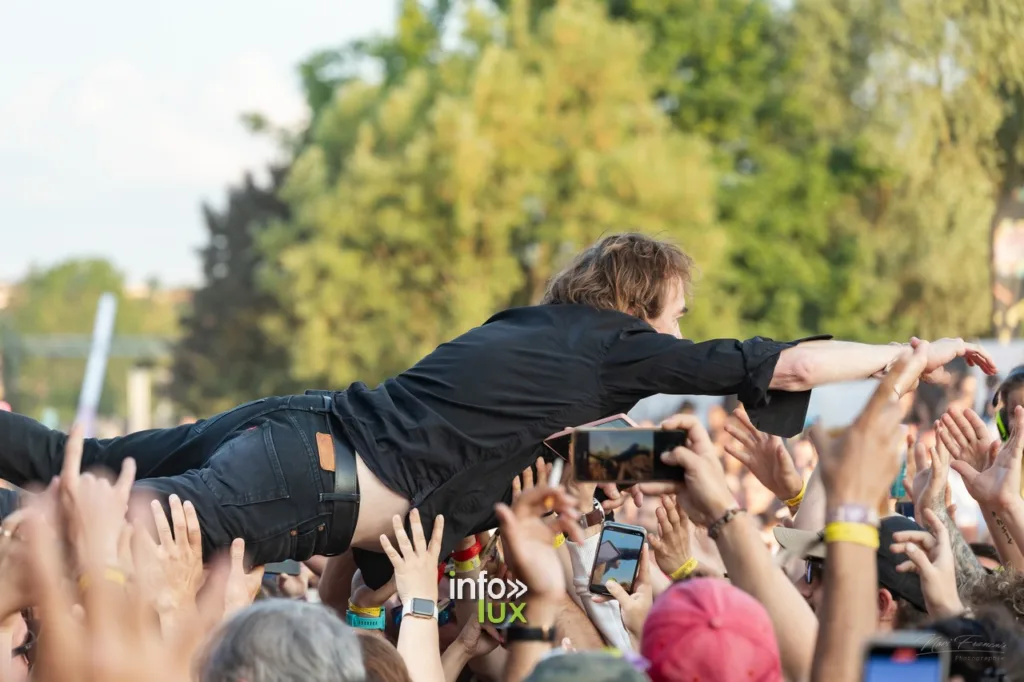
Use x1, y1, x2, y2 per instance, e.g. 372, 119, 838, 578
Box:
545, 417, 634, 461
863, 647, 943, 682
572, 428, 688, 483
589, 523, 646, 595
265, 560, 302, 576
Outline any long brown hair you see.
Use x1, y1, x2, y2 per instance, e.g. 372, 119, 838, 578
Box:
542, 233, 695, 320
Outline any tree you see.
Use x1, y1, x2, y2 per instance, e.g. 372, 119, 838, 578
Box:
789, 0, 1024, 341
169, 170, 303, 415
263, 0, 724, 388
6, 259, 180, 422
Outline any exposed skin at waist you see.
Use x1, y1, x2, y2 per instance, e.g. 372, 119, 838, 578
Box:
350, 453, 411, 549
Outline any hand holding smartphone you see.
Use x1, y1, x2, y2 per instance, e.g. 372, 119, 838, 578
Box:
572, 427, 688, 484
863, 632, 948, 682
589, 521, 647, 596
544, 414, 638, 461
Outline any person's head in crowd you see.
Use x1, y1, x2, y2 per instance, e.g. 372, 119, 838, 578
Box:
541, 233, 694, 338
740, 472, 776, 515
356, 631, 412, 682
677, 400, 697, 416
993, 365, 1024, 441
790, 438, 817, 472
775, 516, 931, 631
927, 607, 1024, 682
971, 543, 1004, 573
199, 600, 366, 682
962, 569, 1024, 623
706, 403, 728, 438
523, 651, 648, 682
641, 578, 784, 682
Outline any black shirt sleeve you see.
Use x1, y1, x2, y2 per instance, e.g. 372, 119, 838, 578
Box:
600, 330, 832, 437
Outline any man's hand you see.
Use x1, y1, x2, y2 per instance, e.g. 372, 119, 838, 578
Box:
938, 407, 996, 476
512, 457, 552, 504
889, 508, 964, 618
657, 415, 736, 526
604, 543, 654, 642
223, 538, 264, 619
648, 495, 692, 576
812, 345, 929, 507
495, 485, 578, 600
724, 405, 804, 502
379, 509, 444, 605
951, 405, 1024, 512
911, 337, 998, 383
132, 495, 205, 618
905, 434, 951, 521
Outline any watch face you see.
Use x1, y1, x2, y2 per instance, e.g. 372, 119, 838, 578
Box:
411, 598, 435, 617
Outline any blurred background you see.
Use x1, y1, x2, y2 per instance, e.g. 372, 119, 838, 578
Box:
2, 0, 1024, 437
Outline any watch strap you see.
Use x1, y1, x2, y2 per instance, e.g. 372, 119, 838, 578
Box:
580, 505, 605, 529
346, 609, 386, 630
826, 504, 880, 527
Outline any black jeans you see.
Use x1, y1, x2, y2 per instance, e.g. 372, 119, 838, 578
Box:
0, 395, 358, 566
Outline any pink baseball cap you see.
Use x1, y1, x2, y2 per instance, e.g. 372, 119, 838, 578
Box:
641, 578, 784, 682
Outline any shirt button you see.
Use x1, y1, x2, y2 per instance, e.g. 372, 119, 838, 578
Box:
317, 524, 326, 532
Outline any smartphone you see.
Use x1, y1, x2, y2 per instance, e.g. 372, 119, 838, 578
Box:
481, 530, 501, 564
863, 632, 949, 682
572, 428, 688, 483
589, 522, 647, 596
544, 414, 638, 461
265, 560, 302, 576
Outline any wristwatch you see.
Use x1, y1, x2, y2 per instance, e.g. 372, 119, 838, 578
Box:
580, 500, 605, 529
401, 597, 438, 620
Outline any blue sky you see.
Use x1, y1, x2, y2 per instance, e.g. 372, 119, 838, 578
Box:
0, 0, 395, 287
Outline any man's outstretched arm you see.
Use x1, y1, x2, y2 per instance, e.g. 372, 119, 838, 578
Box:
772, 338, 997, 392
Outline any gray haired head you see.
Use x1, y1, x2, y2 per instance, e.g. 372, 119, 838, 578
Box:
199, 599, 366, 682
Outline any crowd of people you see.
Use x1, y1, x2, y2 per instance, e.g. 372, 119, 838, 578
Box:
1, 233, 1023, 682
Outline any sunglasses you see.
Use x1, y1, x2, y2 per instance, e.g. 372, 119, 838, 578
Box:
804, 559, 825, 585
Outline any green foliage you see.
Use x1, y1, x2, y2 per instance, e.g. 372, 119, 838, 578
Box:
264, 0, 724, 387
5, 260, 180, 422
169, 170, 304, 415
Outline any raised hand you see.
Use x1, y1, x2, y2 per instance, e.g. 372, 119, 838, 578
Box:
132, 495, 205, 619
604, 543, 654, 641
495, 485, 579, 600
905, 431, 951, 520
889, 508, 964, 618
951, 405, 1024, 512
938, 407, 996, 475
223, 538, 264, 619
657, 414, 736, 527
512, 457, 552, 504
724, 405, 804, 503
910, 337, 998, 383
647, 495, 693, 577
379, 509, 444, 604
811, 345, 929, 507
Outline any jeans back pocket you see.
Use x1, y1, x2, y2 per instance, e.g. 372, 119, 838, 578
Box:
198, 421, 289, 506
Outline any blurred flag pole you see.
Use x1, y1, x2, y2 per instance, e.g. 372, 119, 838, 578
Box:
75, 293, 118, 437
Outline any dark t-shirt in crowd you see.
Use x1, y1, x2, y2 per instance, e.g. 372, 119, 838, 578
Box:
329, 304, 828, 569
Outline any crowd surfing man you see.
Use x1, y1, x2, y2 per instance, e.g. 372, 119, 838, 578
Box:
0, 233, 998, 585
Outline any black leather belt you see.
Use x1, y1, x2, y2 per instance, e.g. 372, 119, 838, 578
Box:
307, 393, 360, 555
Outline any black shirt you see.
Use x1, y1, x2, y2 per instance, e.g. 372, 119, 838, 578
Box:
331, 304, 828, 573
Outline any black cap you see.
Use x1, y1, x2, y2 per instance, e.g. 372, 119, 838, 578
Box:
877, 515, 927, 612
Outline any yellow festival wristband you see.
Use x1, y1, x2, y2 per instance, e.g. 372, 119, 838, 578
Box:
784, 480, 807, 508
553, 533, 566, 549
454, 556, 481, 573
348, 602, 383, 617
670, 557, 699, 581
78, 566, 128, 591
824, 521, 879, 549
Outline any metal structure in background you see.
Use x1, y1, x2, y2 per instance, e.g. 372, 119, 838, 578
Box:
0, 316, 173, 429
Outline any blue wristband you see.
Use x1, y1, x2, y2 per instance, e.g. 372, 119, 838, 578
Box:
346, 609, 386, 630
